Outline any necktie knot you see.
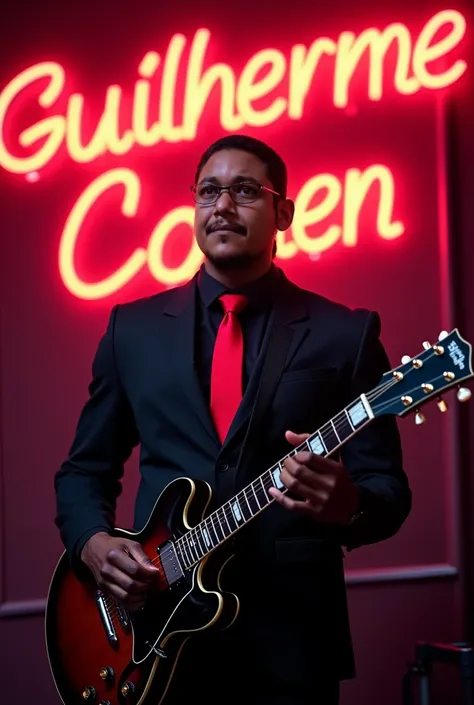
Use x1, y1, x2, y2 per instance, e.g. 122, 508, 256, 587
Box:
219, 293, 248, 315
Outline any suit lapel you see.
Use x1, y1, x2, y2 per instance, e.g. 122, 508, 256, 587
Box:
222, 273, 309, 451
162, 276, 220, 451
161, 271, 310, 455
276, 276, 310, 371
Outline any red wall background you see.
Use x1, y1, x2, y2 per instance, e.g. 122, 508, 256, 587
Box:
0, 1, 473, 703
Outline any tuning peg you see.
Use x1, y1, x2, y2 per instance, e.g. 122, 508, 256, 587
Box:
415, 410, 426, 425
457, 387, 472, 402
422, 341, 432, 350
401, 355, 411, 364
437, 397, 448, 412
438, 330, 449, 341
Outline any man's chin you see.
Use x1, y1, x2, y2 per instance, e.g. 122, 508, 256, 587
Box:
205, 249, 256, 271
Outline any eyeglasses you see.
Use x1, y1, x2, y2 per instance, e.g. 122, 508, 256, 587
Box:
191, 181, 281, 205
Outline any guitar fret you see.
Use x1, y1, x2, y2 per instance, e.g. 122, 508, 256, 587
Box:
212, 512, 226, 541
252, 482, 261, 509
338, 410, 354, 439
330, 419, 341, 442
260, 476, 269, 502
191, 529, 203, 556
180, 538, 193, 567
215, 509, 226, 538
221, 505, 233, 534
188, 530, 202, 559
197, 527, 208, 555
188, 533, 201, 561
206, 515, 220, 545
175, 541, 188, 569
246, 485, 260, 515
255, 478, 270, 508
225, 502, 239, 532
263, 471, 275, 497
320, 423, 339, 453
238, 492, 253, 521
243, 491, 253, 517
344, 408, 355, 431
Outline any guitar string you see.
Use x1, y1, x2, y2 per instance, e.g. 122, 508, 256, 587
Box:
172, 350, 445, 568
144, 351, 440, 572
107, 363, 452, 614
104, 348, 444, 607
172, 368, 420, 558
371, 373, 449, 416
108, 362, 443, 609
151, 386, 408, 572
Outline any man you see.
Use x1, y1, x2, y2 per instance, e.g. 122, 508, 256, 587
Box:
54, 134, 412, 705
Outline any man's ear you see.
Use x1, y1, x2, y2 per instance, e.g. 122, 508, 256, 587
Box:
276, 198, 295, 231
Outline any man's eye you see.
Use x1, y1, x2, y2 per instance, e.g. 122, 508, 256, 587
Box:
234, 184, 259, 197
198, 185, 218, 198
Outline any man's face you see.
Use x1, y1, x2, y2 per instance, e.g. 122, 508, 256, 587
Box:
193, 149, 292, 270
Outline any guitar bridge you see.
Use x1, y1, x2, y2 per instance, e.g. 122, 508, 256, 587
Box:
95, 590, 118, 644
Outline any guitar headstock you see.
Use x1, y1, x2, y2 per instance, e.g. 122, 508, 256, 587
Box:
370, 329, 473, 423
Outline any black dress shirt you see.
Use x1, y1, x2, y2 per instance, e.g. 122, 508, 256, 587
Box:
195, 264, 282, 405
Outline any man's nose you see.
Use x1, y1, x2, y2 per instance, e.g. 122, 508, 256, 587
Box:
213, 189, 236, 214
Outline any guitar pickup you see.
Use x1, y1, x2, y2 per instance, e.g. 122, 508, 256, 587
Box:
159, 540, 185, 586
95, 590, 118, 645
115, 601, 130, 628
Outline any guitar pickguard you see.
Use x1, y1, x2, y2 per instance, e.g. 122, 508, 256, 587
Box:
131, 564, 222, 664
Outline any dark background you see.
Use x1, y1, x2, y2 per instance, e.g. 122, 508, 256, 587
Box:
0, 1, 473, 703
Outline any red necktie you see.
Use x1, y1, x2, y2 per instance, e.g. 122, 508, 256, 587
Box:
210, 294, 248, 444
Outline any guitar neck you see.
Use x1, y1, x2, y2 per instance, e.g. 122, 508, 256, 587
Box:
176, 393, 374, 569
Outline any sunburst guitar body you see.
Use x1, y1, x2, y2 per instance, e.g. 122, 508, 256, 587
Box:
45, 478, 239, 705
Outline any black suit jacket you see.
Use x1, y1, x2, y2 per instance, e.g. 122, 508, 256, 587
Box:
54, 270, 411, 690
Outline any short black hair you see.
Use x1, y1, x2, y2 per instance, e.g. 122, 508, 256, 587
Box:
194, 134, 287, 198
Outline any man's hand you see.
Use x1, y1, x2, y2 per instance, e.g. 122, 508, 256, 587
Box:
81, 532, 159, 611
268, 431, 359, 524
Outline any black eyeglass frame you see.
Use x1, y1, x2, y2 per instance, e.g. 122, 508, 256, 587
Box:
190, 181, 282, 205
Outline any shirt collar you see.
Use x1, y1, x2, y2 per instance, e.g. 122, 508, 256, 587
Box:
197, 263, 282, 311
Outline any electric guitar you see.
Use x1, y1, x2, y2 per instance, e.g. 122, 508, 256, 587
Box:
45, 329, 473, 705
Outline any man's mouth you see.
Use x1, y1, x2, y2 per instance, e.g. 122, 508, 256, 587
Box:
207, 222, 246, 235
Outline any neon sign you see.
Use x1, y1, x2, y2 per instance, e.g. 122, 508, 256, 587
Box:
0, 9, 468, 300
58, 164, 403, 299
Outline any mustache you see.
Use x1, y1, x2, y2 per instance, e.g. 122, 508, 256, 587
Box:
206, 221, 247, 235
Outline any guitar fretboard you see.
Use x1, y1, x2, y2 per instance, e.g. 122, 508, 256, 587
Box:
175, 394, 373, 570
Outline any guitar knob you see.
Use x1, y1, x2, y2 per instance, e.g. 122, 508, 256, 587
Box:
422, 341, 432, 350
82, 686, 96, 701
438, 330, 449, 341
99, 667, 114, 681
457, 387, 472, 402
121, 682, 136, 697
415, 411, 426, 425
401, 355, 411, 364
